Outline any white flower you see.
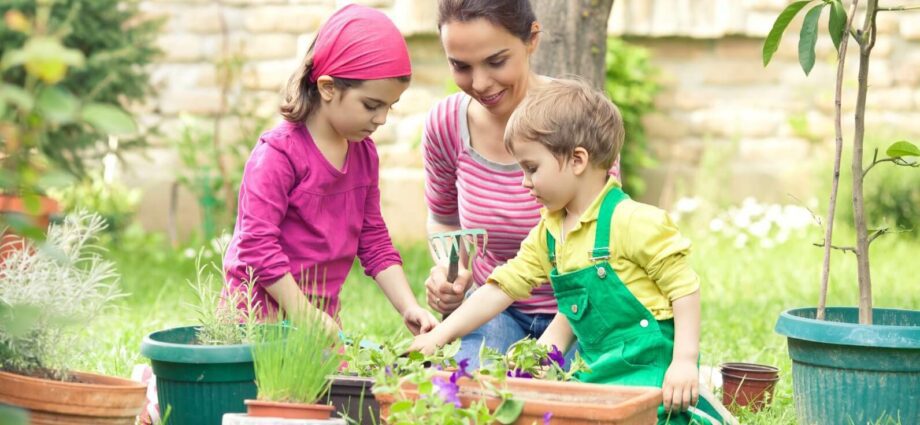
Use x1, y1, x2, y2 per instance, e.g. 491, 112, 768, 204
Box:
749, 219, 772, 238
674, 197, 702, 214
709, 218, 726, 233
183, 248, 197, 259
734, 233, 749, 248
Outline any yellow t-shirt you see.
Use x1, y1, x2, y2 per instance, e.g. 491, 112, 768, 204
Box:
487, 178, 700, 320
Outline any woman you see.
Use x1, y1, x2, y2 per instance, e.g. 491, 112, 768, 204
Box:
423, 0, 619, 367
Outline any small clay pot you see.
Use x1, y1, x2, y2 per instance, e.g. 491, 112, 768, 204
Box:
720, 362, 779, 412
244, 399, 334, 420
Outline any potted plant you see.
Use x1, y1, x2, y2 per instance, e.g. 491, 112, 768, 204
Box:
227, 303, 345, 424
140, 261, 261, 425
0, 212, 147, 424
763, 1, 920, 424
1, 1, 147, 248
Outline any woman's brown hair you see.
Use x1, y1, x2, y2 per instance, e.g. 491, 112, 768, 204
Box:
437, 0, 537, 42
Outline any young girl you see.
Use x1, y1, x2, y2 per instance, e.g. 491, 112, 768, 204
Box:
223, 4, 437, 335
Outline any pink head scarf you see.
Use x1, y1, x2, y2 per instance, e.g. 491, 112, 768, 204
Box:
309, 4, 412, 83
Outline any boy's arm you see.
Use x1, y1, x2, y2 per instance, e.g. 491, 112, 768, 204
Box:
537, 313, 576, 353
662, 289, 701, 413
409, 283, 515, 354
374, 264, 439, 335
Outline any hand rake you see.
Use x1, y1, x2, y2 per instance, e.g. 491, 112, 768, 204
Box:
427, 229, 488, 316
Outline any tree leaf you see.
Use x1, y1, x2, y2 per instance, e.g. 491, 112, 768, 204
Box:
886, 141, 920, 158
799, 4, 825, 75
81, 103, 137, 135
36, 87, 79, 124
0, 83, 34, 111
493, 398, 525, 425
763, 0, 814, 66
829, 0, 847, 52
389, 400, 412, 413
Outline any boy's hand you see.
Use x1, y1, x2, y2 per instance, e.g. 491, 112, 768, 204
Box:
408, 329, 445, 355
662, 359, 699, 413
402, 305, 439, 335
425, 265, 473, 314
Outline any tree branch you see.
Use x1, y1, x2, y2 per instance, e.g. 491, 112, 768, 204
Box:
813, 241, 856, 254
877, 5, 920, 11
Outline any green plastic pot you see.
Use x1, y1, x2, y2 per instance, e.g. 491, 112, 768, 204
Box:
775, 307, 920, 425
140, 326, 256, 425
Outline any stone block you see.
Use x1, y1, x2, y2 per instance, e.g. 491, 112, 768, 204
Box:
642, 112, 688, 140
702, 60, 782, 85
893, 49, 920, 85
866, 88, 914, 111
393, 0, 438, 36
394, 87, 438, 116
241, 60, 299, 91
688, 108, 785, 138
179, 5, 224, 34
378, 167, 427, 242
370, 120, 397, 145
157, 34, 204, 62
158, 88, 224, 115
237, 34, 299, 60
378, 143, 424, 169
243, 6, 328, 34
151, 64, 218, 91
900, 14, 920, 40
395, 113, 426, 147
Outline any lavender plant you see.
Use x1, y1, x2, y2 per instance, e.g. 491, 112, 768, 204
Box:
0, 211, 121, 379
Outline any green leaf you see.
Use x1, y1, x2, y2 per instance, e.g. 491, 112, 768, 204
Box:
81, 103, 137, 135
493, 398, 525, 425
763, 0, 814, 66
36, 87, 79, 124
829, 0, 847, 51
799, 4, 825, 75
886, 141, 920, 158
417, 380, 433, 395
390, 400, 412, 413
0, 84, 34, 111
36, 170, 76, 190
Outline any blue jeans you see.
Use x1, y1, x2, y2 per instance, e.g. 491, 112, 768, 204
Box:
455, 291, 577, 370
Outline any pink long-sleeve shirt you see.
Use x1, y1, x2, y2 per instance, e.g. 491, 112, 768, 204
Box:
223, 120, 401, 318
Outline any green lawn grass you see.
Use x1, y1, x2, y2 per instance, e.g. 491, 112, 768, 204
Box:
76, 227, 920, 425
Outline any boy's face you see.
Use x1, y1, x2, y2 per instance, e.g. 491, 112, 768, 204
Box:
512, 139, 577, 212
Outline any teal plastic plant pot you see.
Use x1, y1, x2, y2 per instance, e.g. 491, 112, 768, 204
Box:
0, 404, 29, 425
140, 326, 256, 425
775, 307, 920, 425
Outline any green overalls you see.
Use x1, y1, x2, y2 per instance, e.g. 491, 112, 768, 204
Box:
547, 187, 725, 425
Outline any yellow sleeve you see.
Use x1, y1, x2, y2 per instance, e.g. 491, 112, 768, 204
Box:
486, 221, 551, 301
623, 204, 700, 301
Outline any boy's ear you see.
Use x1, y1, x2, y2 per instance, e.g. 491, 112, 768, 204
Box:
570, 147, 590, 175
316, 75, 336, 101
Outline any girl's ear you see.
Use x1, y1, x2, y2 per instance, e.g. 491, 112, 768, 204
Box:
570, 147, 590, 175
316, 75, 336, 102
527, 22, 541, 54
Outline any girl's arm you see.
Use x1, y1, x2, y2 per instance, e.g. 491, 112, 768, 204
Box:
374, 264, 439, 335
662, 289, 701, 413
537, 313, 576, 353
265, 273, 340, 334
409, 283, 514, 354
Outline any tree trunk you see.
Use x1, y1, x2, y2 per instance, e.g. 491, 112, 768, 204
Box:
532, 0, 616, 90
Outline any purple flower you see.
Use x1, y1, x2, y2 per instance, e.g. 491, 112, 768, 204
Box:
451, 358, 472, 384
543, 411, 553, 424
506, 368, 533, 379
432, 376, 461, 407
543, 345, 566, 369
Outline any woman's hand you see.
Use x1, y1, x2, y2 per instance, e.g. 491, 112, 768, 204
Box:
425, 264, 473, 314
402, 304, 439, 335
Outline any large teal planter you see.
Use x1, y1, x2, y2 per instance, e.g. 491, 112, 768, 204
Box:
140, 326, 256, 425
775, 307, 920, 425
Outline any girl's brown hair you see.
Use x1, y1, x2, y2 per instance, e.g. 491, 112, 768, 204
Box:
280, 40, 410, 123
437, 0, 537, 42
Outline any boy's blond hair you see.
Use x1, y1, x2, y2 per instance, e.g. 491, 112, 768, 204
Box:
504, 78, 624, 169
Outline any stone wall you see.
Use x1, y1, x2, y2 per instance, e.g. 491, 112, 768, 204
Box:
128, 0, 920, 241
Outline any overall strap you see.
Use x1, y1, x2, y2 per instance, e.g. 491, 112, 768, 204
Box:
547, 230, 557, 268
590, 186, 629, 261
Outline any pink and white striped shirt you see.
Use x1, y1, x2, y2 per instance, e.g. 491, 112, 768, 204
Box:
423, 93, 554, 314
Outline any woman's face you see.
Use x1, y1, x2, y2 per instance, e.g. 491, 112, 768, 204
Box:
440, 18, 537, 118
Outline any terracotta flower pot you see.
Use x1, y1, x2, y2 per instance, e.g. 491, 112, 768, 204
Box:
375, 371, 661, 425
0, 194, 59, 259
245, 399, 335, 420
0, 369, 146, 425
719, 362, 779, 412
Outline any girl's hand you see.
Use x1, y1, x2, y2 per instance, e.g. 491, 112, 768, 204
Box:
425, 265, 473, 314
662, 359, 699, 413
402, 304, 440, 335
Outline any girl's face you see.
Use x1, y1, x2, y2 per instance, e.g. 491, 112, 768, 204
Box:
320, 77, 410, 141
440, 18, 538, 119
512, 139, 577, 212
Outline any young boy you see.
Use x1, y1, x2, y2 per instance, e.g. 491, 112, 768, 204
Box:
411, 79, 728, 424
